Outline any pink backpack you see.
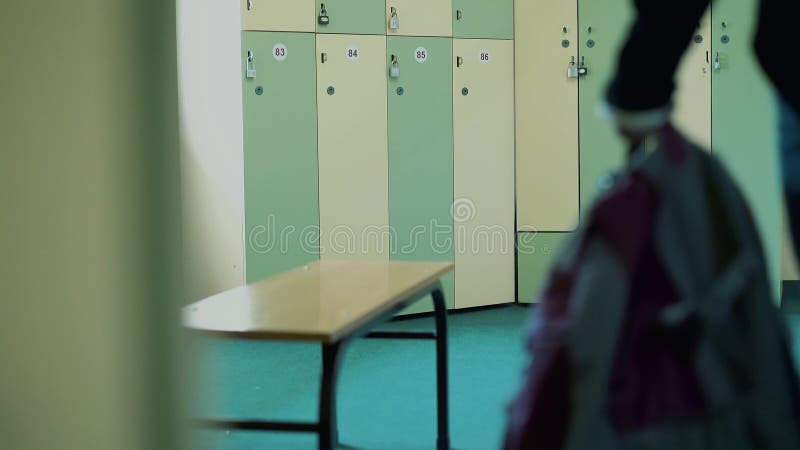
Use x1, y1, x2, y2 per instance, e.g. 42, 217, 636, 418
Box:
504, 126, 800, 450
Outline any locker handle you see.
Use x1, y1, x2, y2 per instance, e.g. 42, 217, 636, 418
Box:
321, 52, 327, 64
456, 56, 463, 68
456, 10, 462, 21
247, 0, 253, 11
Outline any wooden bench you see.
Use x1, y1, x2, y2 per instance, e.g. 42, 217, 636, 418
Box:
183, 260, 454, 450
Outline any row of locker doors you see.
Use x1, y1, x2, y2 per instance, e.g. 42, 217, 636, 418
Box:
241, 0, 514, 39
515, 7, 713, 235
243, 32, 514, 310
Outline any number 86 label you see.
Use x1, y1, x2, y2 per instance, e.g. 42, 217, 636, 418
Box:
478, 49, 491, 64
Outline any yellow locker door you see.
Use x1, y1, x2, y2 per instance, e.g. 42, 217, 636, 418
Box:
673, 9, 712, 148
317, 34, 389, 260
386, 0, 452, 37
453, 39, 515, 308
241, 0, 315, 32
515, 0, 579, 232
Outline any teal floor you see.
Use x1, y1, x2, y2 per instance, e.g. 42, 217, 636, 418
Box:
192, 305, 800, 450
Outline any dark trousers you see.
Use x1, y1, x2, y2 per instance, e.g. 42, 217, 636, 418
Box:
780, 98, 800, 259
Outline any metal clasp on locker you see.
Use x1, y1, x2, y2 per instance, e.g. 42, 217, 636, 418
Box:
577, 56, 588, 77
246, 0, 253, 11
390, 55, 400, 78
567, 56, 578, 78
456, 9, 463, 21
389, 6, 400, 30
714, 52, 721, 70
318, 3, 330, 25
246, 50, 257, 79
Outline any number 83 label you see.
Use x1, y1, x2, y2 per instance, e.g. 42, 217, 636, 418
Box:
273, 43, 287, 61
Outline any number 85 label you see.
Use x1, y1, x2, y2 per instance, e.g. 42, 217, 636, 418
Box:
414, 47, 428, 63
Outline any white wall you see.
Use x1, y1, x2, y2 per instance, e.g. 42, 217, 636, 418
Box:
177, 0, 246, 301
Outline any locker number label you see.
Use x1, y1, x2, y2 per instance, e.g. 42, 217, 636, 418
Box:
478, 49, 491, 64
273, 43, 288, 62
345, 46, 360, 62
414, 47, 428, 63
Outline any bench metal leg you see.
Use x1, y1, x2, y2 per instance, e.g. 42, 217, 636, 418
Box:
319, 341, 343, 450
432, 288, 450, 450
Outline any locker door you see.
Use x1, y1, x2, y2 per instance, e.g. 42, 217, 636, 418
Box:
517, 232, 569, 303
453, 39, 515, 308
388, 36, 455, 312
241, 0, 316, 32
317, 34, 388, 260
386, 0, 452, 37
577, 1, 634, 210
452, 0, 513, 39
515, 0, 579, 233
673, 9, 712, 149
712, 1, 782, 294
315, 0, 385, 35
242, 32, 319, 282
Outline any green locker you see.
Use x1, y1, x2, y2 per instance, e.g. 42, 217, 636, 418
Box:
387, 36, 455, 313
577, 0, 634, 210
315, 0, 385, 35
452, 0, 513, 39
242, 32, 320, 282
517, 232, 570, 302
711, 1, 782, 294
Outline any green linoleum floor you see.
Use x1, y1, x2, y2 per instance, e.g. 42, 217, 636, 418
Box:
191, 305, 800, 450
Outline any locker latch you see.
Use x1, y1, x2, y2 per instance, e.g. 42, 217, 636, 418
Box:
578, 56, 588, 77
246, 0, 253, 11
456, 56, 463, 68
318, 3, 330, 25
389, 7, 400, 30
714, 52, 721, 70
246, 51, 256, 79
456, 10, 463, 21
567, 56, 578, 78
390, 55, 400, 78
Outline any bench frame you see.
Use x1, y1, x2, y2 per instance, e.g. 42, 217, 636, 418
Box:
194, 281, 450, 450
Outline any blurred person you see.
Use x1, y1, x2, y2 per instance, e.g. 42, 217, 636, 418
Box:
504, 1, 800, 449
605, 0, 800, 255
503, 127, 800, 450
